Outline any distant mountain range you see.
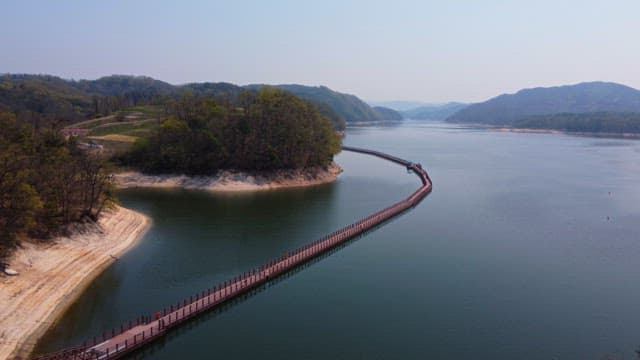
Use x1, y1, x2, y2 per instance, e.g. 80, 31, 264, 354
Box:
371, 106, 403, 121
7, 75, 637, 134
402, 102, 468, 121
446, 82, 640, 126
367, 101, 469, 121
368, 100, 432, 111
249, 84, 402, 123
0, 74, 401, 128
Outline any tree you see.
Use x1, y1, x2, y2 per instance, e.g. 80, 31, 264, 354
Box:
0, 113, 42, 253
0, 111, 115, 258
117, 89, 342, 174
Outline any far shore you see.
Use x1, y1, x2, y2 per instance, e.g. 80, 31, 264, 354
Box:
492, 127, 640, 139
0, 206, 151, 360
114, 162, 343, 192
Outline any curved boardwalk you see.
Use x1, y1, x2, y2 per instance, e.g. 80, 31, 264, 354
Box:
35, 147, 432, 360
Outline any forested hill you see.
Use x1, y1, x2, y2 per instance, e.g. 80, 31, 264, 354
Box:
74, 75, 175, 97
372, 106, 403, 121
446, 82, 640, 125
0, 74, 398, 128
0, 74, 181, 125
118, 88, 341, 174
0, 79, 344, 256
249, 84, 402, 123
0, 74, 94, 123
402, 102, 468, 120
0, 111, 115, 257
513, 112, 640, 134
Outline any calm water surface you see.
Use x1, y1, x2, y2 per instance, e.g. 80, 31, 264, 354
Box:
36, 123, 640, 359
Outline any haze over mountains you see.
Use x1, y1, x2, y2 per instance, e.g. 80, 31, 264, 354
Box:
368, 101, 432, 111
372, 81, 640, 134
402, 103, 468, 121
247, 84, 402, 123
446, 82, 640, 125
3, 74, 640, 134
368, 101, 469, 121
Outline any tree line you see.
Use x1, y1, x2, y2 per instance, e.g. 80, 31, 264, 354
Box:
0, 112, 114, 258
118, 88, 342, 174
2, 74, 407, 130
513, 112, 640, 133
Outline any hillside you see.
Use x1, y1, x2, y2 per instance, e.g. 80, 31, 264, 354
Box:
0, 74, 94, 123
0, 74, 395, 129
513, 112, 640, 134
446, 82, 640, 125
118, 88, 341, 174
367, 100, 430, 111
0, 74, 175, 124
180, 82, 244, 99
250, 84, 402, 124
372, 106, 403, 121
403, 102, 468, 120
74, 75, 175, 97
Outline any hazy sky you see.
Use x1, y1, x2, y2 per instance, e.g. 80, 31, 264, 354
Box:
2, 0, 639, 102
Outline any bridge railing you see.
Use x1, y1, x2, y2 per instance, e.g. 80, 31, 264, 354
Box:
34, 147, 432, 360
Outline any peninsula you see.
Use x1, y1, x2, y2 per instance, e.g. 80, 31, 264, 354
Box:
0, 78, 346, 360
445, 82, 640, 135
0, 206, 151, 360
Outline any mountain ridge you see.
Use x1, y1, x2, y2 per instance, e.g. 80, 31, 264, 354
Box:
402, 102, 468, 121
0, 74, 400, 127
446, 81, 640, 125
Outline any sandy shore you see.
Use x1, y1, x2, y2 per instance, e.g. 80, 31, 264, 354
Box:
0, 164, 339, 358
0, 206, 151, 360
114, 163, 343, 191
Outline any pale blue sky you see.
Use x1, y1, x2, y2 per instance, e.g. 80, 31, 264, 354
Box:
2, 0, 639, 102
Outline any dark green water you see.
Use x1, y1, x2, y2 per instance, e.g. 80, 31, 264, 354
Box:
36, 123, 640, 359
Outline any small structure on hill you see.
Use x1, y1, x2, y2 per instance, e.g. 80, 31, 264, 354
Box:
61, 128, 90, 138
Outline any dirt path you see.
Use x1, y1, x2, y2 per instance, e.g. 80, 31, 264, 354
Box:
0, 206, 151, 360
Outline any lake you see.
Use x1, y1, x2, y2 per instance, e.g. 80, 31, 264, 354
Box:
36, 122, 640, 359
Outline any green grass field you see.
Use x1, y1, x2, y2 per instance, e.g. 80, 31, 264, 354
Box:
67, 105, 165, 154
87, 119, 158, 137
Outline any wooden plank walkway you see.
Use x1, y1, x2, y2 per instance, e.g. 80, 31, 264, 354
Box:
34, 146, 432, 360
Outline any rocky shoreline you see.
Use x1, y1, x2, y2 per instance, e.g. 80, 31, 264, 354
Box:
0, 164, 342, 359
0, 207, 151, 360
114, 162, 343, 191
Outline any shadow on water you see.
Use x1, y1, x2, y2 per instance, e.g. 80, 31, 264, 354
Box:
32, 183, 343, 353
121, 199, 426, 360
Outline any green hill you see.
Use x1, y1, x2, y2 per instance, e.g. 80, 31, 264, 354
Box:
0, 74, 94, 122
75, 75, 175, 97
0, 74, 392, 129
372, 106, 403, 121
118, 88, 341, 174
513, 112, 640, 134
250, 84, 402, 124
402, 102, 468, 120
446, 82, 640, 125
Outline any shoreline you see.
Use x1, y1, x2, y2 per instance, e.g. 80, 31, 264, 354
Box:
492, 126, 640, 139
444, 122, 640, 139
114, 162, 343, 192
2, 164, 339, 359
0, 206, 152, 360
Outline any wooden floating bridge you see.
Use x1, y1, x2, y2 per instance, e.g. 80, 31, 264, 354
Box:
35, 146, 432, 360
